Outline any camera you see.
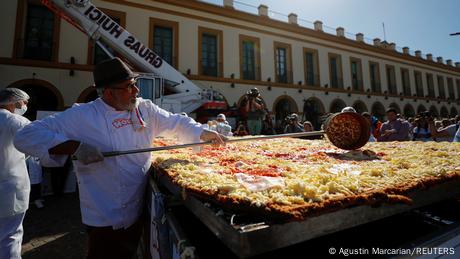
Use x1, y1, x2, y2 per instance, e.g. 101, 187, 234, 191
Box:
285, 114, 299, 124
246, 92, 258, 99
246, 88, 260, 99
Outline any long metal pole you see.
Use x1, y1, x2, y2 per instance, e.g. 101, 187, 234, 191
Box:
101, 131, 325, 157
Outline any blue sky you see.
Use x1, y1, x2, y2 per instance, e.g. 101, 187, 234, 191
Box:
202, 0, 460, 63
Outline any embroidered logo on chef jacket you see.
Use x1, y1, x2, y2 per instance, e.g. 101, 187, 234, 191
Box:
112, 118, 133, 128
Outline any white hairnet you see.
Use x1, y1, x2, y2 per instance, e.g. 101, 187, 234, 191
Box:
0, 88, 30, 105
341, 106, 356, 113
217, 113, 226, 121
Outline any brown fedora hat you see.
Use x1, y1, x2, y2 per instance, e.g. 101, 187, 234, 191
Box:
93, 57, 137, 88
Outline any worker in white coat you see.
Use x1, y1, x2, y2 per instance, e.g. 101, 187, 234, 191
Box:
215, 114, 233, 137
0, 88, 30, 259
14, 58, 225, 259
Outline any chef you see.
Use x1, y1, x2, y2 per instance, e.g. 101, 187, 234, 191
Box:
14, 58, 225, 259
0, 88, 30, 259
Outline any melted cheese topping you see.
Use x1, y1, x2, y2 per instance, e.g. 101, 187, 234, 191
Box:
153, 138, 460, 207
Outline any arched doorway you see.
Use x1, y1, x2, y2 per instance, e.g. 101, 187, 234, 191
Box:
273, 95, 298, 131
388, 103, 401, 115
371, 102, 385, 121
403, 104, 415, 118
77, 86, 99, 103
429, 106, 439, 118
450, 107, 458, 117
352, 100, 368, 114
303, 97, 325, 130
440, 106, 449, 118
8, 79, 63, 120
329, 99, 346, 113
417, 104, 427, 115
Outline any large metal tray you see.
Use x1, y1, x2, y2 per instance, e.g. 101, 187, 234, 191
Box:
152, 170, 460, 258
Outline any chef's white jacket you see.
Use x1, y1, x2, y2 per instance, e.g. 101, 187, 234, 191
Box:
0, 109, 30, 218
14, 98, 203, 229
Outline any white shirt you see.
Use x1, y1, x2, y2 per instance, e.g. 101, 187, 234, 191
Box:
412, 127, 432, 142
368, 134, 376, 142
27, 157, 43, 185
0, 109, 30, 218
436, 124, 457, 142
454, 124, 460, 142
14, 98, 203, 229
216, 122, 233, 136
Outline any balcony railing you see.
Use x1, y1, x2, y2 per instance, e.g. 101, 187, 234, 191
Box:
241, 66, 261, 81
330, 77, 344, 89
403, 88, 412, 97
351, 78, 364, 91
276, 70, 293, 84
371, 82, 381, 93
15, 38, 54, 61
305, 74, 320, 86
388, 84, 398, 95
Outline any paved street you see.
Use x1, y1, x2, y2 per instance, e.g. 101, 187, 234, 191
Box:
22, 193, 87, 259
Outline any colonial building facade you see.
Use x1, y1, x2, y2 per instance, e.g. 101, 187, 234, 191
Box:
1, 0, 460, 128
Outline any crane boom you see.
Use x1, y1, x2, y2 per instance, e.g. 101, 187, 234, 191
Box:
43, 0, 209, 113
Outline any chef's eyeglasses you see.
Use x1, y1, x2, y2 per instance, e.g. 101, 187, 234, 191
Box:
110, 80, 138, 93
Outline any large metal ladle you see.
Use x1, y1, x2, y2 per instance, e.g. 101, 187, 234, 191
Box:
101, 112, 370, 158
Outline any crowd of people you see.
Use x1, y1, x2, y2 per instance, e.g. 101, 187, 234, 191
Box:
221, 87, 317, 137
232, 105, 460, 142
360, 107, 460, 143
221, 88, 460, 143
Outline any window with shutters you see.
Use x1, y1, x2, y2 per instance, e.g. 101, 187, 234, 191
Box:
14, 0, 60, 61
447, 78, 455, 100
239, 35, 260, 80
303, 48, 320, 86
198, 27, 223, 77
329, 53, 343, 88
150, 18, 178, 68
369, 61, 381, 93
437, 75, 446, 99
401, 68, 411, 96
414, 71, 424, 97
426, 73, 435, 98
274, 42, 292, 83
350, 57, 363, 91
385, 65, 397, 95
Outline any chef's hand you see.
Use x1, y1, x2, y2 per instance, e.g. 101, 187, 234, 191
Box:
72, 142, 104, 165
200, 129, 227, 146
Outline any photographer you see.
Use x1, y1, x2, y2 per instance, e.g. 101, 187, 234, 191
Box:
261, 113, 276, 135
284, 113, 303, 134
242, 88, 266, 135
234, 121, 249, 136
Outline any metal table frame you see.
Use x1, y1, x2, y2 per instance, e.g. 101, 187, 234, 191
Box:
152, 170, 460, 258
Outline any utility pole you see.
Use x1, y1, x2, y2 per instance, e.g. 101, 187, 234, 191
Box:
383, 22, 387, 41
